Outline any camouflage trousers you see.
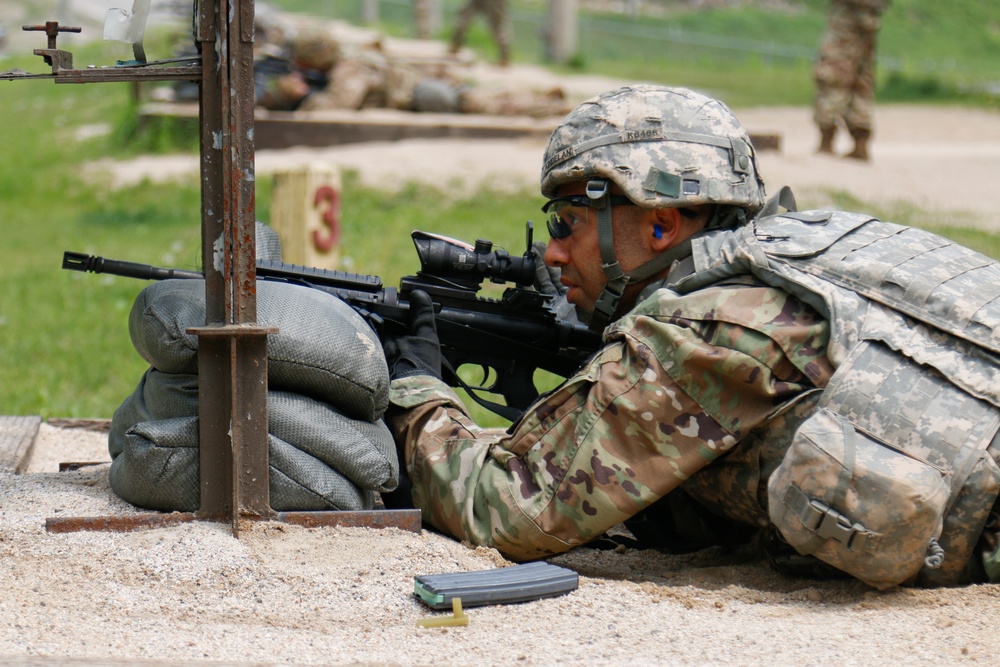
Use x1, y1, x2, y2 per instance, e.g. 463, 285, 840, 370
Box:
449, 0, 511, 64
812, 3, 883, 133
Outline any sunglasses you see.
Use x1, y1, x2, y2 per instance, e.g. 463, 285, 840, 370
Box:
541, 194, 635, 239
542, 196, 700, 239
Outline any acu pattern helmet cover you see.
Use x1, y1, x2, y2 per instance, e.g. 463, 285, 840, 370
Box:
541, 85, 766, 215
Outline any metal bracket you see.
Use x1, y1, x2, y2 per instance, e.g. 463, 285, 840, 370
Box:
2, 21, 200, 82
46, 509, 423, 534
23, 21, 81, 73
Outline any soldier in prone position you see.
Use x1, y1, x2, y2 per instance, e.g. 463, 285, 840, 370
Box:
381, 84, 1000, 589
257, 28, 570, 118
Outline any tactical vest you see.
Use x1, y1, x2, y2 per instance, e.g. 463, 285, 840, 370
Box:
670, 210, 1000, 589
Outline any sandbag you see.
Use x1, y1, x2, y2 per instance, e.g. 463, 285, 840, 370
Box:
108, 416, 376, 512
108, 371, 398, 512
109, 222, 398, 513
108, 415, 202, 511
268, 390, 397, 493
108, 370, 199, 452
128, 278, 388, 420
256, 220, 283, 262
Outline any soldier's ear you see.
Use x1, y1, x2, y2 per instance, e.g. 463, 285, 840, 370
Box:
648, 208, 683, 251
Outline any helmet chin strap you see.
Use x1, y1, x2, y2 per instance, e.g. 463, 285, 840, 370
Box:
587, 179, 697, 332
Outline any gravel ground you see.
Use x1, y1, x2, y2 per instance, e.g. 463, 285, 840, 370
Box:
3, 424, 1000, 666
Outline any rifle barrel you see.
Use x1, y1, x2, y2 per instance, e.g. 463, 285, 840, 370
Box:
63, 252, 210, 281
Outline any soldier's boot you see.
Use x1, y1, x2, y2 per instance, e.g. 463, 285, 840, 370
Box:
816, 126, 836, 154
845, 128, 871, 161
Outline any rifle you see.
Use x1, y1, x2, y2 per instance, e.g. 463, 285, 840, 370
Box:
62, 226, 601, 421
254, 55, 330, 89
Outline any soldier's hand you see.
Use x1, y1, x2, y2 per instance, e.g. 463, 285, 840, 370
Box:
531, 241, 578, 323
382, 290, 443, 381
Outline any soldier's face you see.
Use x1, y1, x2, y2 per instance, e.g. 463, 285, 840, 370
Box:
543, 182, 650, 314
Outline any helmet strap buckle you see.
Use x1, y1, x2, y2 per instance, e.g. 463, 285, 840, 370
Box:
585, 179, 610, 208
591, 281, 625, 332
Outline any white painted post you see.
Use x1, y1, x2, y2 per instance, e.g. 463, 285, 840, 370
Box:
545, 0, 578, 64
363, 0, 379, 25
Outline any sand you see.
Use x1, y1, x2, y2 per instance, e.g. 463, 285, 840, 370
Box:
3, 422, 1000, 666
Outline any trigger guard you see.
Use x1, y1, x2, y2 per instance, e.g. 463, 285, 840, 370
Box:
476, 364, 497, 392
458, 364, 496, 392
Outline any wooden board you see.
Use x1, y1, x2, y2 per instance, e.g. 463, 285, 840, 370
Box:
0, 415, 42, 473
140, 102, 557, 150
140, 102, 781, 152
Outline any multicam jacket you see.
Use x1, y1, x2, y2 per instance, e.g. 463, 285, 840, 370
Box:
388, 210, 1000, 588
387, 276, 834, 561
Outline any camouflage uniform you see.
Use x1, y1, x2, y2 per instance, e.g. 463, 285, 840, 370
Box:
449, 0, 511, 66
297, 53, 566, 116
299, 48, 425, 111
387, 281, 834, 561
388, 210, 1000, 587
813, 0, 891, 157
458, 84, 572, 118
262, 24, 563, 116
254, 28, 339, 111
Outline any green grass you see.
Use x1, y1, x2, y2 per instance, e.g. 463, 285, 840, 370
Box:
0, 7, 997, 420
0, 55, 203, 418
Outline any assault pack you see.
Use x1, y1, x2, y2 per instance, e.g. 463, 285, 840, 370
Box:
674, 209, 1000, 588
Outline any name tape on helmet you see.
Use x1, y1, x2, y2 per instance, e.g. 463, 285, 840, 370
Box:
543, 128, 735, 173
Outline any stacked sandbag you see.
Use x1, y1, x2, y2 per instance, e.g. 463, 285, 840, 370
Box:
108, 224, 397, 512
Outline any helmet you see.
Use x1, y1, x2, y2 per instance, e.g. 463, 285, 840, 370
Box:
540, 86, 767, 331
291, 31, 341, 71
540, 85, 766, 215
413, 79, 462, 113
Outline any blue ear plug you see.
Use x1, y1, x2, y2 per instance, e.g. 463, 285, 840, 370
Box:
653, 225, 663, 239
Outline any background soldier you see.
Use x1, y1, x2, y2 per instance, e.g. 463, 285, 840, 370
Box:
449, 0, 511, 67
813, 0, 891, 160
260, 28, 570, 117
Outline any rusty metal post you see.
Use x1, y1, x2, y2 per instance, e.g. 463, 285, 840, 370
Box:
190, 0, 276, 535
